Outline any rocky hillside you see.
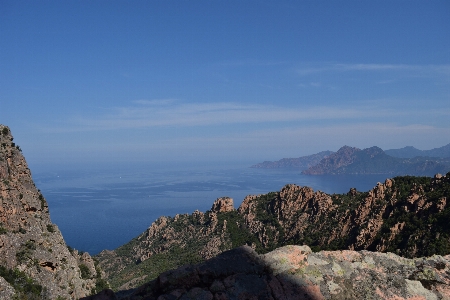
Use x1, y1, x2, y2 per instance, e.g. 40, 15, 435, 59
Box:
85, 245, 450, 300
0, 125, 106, 299
95, 171, 450, 291
250, 151, 333, 169
302, 145, 450, 175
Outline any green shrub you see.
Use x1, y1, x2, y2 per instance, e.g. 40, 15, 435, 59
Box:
38, 194, 46, 210
0, 265, 43, 299
25, 240, 36, 250
91, 278, 109, 295
79, 264, 90, 279
47, 224, 55, 233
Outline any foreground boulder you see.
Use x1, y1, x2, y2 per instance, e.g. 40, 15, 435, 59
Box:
85, 245, 450, 300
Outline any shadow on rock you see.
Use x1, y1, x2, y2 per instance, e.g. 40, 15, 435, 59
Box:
82, 245, 450, 300
82, 245, 323, 300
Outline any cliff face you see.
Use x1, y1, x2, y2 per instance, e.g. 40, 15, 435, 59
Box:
87, 245, 450, 300
241, 174, 450, 257
0, 125, 99, 299
96, 171, 450, 291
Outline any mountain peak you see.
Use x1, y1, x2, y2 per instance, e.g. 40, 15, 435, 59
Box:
302, 146, 360, 174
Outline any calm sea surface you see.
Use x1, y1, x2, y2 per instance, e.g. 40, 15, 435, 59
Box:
31, 162, 392, 255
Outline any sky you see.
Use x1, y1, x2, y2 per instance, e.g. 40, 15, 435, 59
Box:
1, 1, 449, 169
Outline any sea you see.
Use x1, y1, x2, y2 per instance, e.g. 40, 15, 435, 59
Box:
30, 161, 392, 255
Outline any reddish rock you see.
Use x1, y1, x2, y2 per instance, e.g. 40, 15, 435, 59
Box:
211, 197, 234, 213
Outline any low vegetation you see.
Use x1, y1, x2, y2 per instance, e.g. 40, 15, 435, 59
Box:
0, 265, 44, 299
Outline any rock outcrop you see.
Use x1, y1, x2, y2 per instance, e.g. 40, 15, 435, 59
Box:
85, 245, 450, 300
211, 197, 234, 213
0, 125, 101, 299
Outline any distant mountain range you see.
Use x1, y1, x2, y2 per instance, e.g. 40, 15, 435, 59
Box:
252, 143, 450, 176
385, 143, 450, 158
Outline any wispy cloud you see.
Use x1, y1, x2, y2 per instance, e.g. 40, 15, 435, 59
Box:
59, 100, 385, 132
132, 99, 176, 106
296, 63, 450, 76
40, 95, 449, 134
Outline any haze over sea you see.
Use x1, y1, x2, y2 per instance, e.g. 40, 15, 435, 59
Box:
31, 161, 391, 255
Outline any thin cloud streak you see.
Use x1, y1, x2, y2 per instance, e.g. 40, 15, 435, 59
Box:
56, 102, 376, 132
38, 96, 450, 134
296, 63, 450, 76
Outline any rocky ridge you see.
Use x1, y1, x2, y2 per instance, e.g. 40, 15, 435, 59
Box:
86, 245, 450, 300
95, 197, 240, 291
96, 171, 450, 291
0, 125, 104, 299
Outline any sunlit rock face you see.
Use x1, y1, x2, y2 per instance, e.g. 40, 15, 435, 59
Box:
211, 197, 234, 213
0, 124, 96, 299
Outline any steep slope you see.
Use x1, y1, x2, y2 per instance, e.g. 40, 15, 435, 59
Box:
302, 145, 450, 175
85, 245, 450, 300
96, 172, 450, 291
0, 125, 104, 299
250, 151, 334, 169
95, 197, 251, 291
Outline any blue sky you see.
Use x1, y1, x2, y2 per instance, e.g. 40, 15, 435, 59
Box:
1, 1, 449, 167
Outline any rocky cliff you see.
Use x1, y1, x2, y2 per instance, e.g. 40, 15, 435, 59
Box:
0, 125, 104, 299
86, 245, 450, 300
95, 171, 450, 292
239, 174, 450, 257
